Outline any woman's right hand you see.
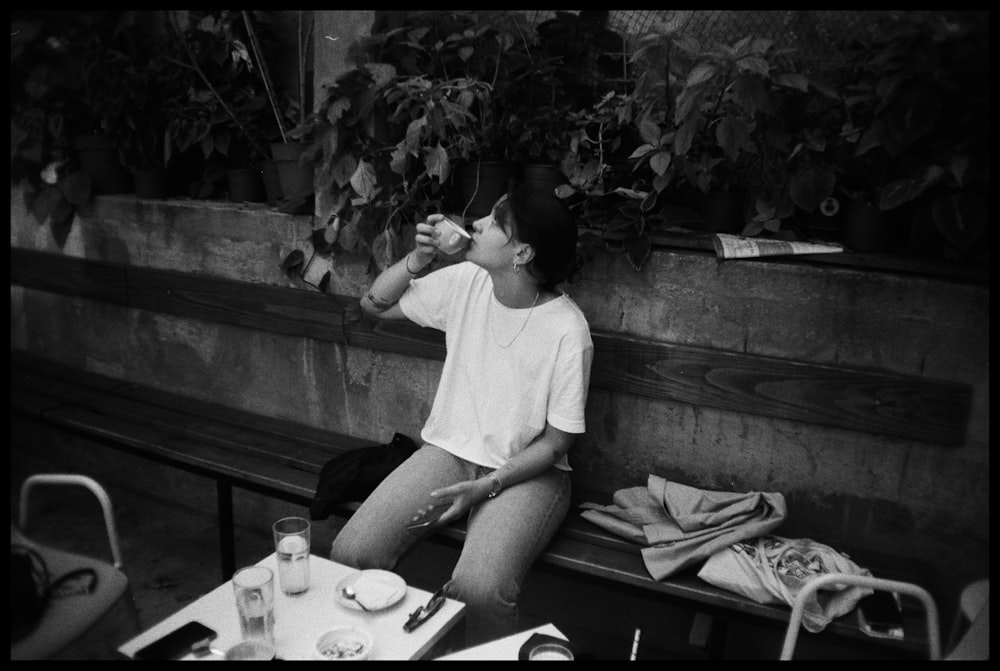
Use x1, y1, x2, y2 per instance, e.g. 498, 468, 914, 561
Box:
412, 214, 447, 266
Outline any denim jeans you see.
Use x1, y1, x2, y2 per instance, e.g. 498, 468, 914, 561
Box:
329, 443, 571, 646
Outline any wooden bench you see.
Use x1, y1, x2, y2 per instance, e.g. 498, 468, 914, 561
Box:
11, 350, 934, 659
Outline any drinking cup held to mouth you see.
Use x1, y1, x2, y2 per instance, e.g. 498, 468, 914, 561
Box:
273, 516, 311, 595
434, 217, 471, 255
232, 566, 275, 646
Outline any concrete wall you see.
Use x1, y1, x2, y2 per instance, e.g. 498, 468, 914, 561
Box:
10, 189, 989, 627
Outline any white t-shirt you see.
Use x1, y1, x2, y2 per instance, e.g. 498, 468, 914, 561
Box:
398, 262, 593, 471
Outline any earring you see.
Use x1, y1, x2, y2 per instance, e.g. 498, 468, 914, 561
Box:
512, 260, 519, 272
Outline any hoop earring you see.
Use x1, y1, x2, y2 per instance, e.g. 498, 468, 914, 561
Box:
512, 261, 519, 272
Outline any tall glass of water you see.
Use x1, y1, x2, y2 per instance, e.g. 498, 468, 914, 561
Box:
273, 516, 311, 595
232, 565, 275, 646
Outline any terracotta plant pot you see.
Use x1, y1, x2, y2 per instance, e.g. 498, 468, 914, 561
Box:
262, 161, 283, 205
270, 142, 314, 199
133, 166, 170, 199
227, 168, 266, 203
459, 161, 515, 218
843, 200, 894, 252
700, 189, 747, 234
520, 164, 567, 198
74, 134, 133, 195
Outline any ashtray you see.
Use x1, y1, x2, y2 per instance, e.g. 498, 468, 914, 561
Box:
314, 626, 374, 661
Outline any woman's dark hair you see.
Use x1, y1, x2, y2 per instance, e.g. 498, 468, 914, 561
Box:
493, 184, 581, 291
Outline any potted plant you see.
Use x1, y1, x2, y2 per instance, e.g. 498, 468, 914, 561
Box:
162, 10, 275, 200
829, 11, 987, 259
11, 11, 93, 244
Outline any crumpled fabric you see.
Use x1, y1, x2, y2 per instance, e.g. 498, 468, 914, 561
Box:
697, 535, 873, 633
579, 475, 787, 580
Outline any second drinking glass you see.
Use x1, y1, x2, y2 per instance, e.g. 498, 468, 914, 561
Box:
273, 516, 311, 595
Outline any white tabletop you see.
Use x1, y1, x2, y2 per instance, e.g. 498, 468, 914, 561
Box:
117, 552, 465, 661
435, 623, 567, 660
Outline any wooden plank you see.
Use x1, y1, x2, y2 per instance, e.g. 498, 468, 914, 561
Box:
591, 333, 971, 445
10, 250, 973, 445
127, 266, 347, 343
10, 248, 128, 305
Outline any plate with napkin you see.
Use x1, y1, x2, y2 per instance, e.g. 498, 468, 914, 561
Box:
336, 570, 407, 612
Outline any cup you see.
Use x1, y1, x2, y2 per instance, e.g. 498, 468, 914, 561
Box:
528, 642, 574, 660
225, 639, 276, 661
434, 217, 471, 255
273, 516, 311, 595
232, 565, 275, 646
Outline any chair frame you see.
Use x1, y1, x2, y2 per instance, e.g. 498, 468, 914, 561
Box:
779, 573, 941, 660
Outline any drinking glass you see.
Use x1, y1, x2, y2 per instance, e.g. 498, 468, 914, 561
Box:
273, 516, 311, 595
232, 565, 275, 646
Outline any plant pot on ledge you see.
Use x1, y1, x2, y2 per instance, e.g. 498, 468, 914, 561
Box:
460, 160, 515, 218
270, 142, 314, 199
520, 163, 567, 198
227, 168, 266, 203
133, 166, 170, 199
74, 134, 133, 195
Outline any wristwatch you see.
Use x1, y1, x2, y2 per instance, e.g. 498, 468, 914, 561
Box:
487, 473, 502, 499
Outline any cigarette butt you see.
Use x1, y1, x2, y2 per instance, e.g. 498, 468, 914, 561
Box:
630, 627, 641, 660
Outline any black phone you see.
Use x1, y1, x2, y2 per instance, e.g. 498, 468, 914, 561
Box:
405, 501, 448, 531
858, 590, 904, 634
134, 621, 217, 660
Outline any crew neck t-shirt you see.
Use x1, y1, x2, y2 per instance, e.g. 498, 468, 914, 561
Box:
398, 261, 593, 471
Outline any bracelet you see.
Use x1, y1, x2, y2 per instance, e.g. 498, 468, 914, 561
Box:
487, 473, 502, 499
405, 253, 423, 275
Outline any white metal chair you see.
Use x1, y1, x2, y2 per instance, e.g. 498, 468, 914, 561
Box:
779, 573, 942, 660
11, 474, 140, 660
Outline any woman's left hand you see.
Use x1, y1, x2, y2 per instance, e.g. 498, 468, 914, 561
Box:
427, 479, 492, 525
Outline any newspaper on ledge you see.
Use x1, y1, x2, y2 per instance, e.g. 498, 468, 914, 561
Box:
713, 233, 846, 259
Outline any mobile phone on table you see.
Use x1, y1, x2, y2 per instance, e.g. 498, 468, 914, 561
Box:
857, 590, 904, 639
134, 621, 217, 660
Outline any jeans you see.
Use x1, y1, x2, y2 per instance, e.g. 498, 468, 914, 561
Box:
329, 443, 571, 646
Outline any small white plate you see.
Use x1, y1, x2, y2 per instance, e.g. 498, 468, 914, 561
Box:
335, 570, 407, 612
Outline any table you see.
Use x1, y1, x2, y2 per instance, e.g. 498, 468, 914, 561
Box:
117, 553, 465, 661
436, 623, 568, 660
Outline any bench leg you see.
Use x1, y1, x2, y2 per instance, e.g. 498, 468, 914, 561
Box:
217, 480, 235, 581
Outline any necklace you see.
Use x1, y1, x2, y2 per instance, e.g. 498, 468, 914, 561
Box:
490, 291, 540, 348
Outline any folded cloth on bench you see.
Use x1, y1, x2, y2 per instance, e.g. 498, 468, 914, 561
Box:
697, 535, 873, 633
579, 475, 786, 580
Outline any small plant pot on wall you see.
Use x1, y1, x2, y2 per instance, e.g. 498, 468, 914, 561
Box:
700, 188, 747, 234
133, 166, 170, 199
520, 164, 567, 198
227, 168, 266, 203
270, 142, 314, 199
74, 134, 133, 195
460, 161, 515, 218
262, 160, 283, 205
843, 199, 896, 253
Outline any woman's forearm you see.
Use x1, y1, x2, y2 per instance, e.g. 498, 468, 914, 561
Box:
360, 250, 433, 315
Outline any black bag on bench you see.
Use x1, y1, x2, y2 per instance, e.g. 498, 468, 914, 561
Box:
310, 432, 419, 521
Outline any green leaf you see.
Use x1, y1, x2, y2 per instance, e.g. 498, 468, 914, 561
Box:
650, 151, 672, 177
638, 117, 660, 146
318, 271, 331, 294
629, 144, 656, 160
423, 143, 450, 183
686, 62, 718, 87
350, 159, 377, 201
715, 116, 752, 162
674, 116, 699, 156
774, 72, 809, 93
736, 55, 770, 77
59, 170, 91, 206
622, 231, 651, 272
280, 249, 305, 276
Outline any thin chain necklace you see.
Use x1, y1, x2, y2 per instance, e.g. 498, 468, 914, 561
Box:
490, 291, 540, 348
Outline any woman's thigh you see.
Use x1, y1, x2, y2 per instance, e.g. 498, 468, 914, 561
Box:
328, 444, 471, 569
454, 467, 571, 593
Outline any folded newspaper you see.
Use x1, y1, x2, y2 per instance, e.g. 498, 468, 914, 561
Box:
713, 233, 845, 259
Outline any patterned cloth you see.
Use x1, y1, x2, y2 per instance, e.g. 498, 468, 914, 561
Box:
697, 536, 873, 633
